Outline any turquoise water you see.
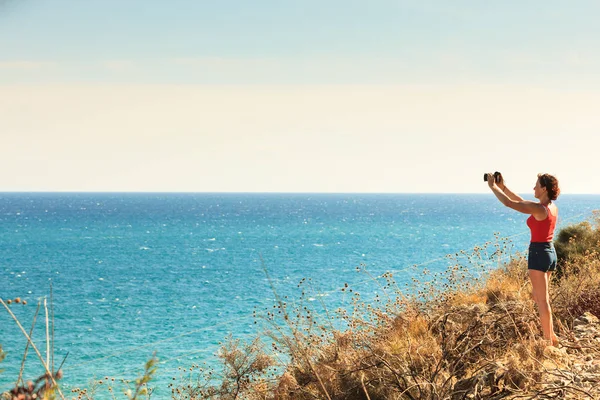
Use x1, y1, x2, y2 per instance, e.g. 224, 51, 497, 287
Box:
1, 193, 598, 395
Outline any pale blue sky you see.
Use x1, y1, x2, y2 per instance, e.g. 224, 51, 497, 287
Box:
2, 0, 600, 85
1, 1, 599, 192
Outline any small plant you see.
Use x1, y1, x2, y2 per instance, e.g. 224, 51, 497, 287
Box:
0, 344, 5, 373
125, 354, 158, 400
68, 357, 158, 400
169, 363, 216, 399
1, 297, 66, 400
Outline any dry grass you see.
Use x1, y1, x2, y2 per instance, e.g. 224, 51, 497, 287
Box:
185, 220, 600, 399
4, 216, 600, 399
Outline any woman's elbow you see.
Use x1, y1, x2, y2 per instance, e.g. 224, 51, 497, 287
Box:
502, 199, 514, 208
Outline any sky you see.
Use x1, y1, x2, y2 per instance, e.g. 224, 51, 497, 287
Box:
1, 0, 599, 193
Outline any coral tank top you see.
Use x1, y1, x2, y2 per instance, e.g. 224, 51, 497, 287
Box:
527, 204, 557, 243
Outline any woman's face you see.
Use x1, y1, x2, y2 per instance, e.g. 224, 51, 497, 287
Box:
533, 178, 546, 199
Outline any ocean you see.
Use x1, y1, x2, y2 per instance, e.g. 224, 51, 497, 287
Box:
1, 193, 598, 396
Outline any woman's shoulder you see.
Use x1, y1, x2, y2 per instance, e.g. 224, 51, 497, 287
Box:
530, 201, 550, 220
540, 202, 558, 218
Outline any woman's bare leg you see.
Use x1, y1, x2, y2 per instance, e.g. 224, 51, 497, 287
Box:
529, 269, 555, 344
546, 271, 559, 345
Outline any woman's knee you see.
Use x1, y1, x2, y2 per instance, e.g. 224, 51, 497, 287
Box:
536, 298, 551, 312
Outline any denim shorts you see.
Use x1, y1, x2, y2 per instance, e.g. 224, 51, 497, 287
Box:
528, 242, 557, 272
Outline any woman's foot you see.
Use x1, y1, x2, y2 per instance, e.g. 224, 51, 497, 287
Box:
543, 338, 555, 347
544, 334, 560, 347
542, 334, 560, 347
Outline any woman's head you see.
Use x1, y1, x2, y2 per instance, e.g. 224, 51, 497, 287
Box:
535, 173, 560, 201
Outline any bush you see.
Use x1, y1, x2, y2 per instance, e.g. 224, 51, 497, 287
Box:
552, 243, 600, 323
554, 213, 600, 275
568, 288, 600, 320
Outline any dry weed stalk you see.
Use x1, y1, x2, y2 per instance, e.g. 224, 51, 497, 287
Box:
1, 297, 65, 400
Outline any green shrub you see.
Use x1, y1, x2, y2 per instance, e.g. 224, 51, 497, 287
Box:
554, 220, 600, 273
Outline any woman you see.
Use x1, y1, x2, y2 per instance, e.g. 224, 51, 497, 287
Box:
486, 172, 560, 346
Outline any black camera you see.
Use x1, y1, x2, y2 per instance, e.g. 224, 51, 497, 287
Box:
484, 171, 501, 183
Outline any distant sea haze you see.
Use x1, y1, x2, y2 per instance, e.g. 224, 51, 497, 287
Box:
1, 193, 598, 395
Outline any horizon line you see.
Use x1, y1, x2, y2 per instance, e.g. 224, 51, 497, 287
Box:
0, 191, 599, 196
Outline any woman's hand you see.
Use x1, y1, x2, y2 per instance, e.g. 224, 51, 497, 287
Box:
496, 173, 506, 191
486, 173, 497, 189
